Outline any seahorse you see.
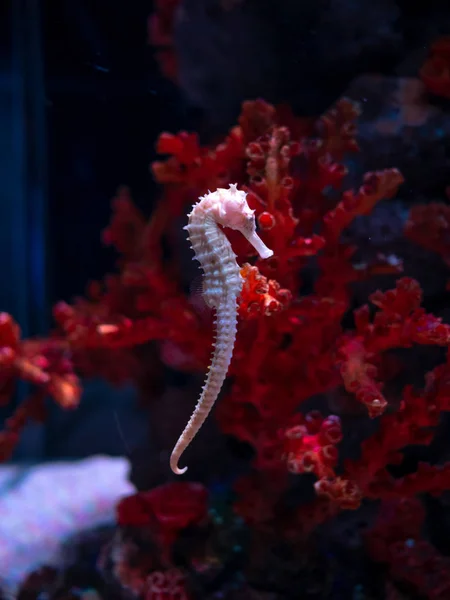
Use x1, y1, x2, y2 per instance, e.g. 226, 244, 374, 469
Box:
170, 184, 274, 475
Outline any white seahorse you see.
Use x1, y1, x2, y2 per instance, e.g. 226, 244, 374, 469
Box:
170, 184, 273, 474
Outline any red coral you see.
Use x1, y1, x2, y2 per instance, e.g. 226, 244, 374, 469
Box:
314, 476, 363, 510
148, 99, 407, 502
323, 169, 404, 242
142, 99, 450, 562
335, 277, 450, 419
0, 313, 80, 407
117, 481, 208, 529
282, 411, 342, 479
117, 482, 209, 555
337, 336, 387, 418
0, 312, 81, 460
239, 263, 292, 318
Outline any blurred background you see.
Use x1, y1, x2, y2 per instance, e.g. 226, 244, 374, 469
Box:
0, 0, 190, 462
5, 1, 450, 597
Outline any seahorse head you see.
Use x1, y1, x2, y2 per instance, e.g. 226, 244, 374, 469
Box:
209, 184, 274, 259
